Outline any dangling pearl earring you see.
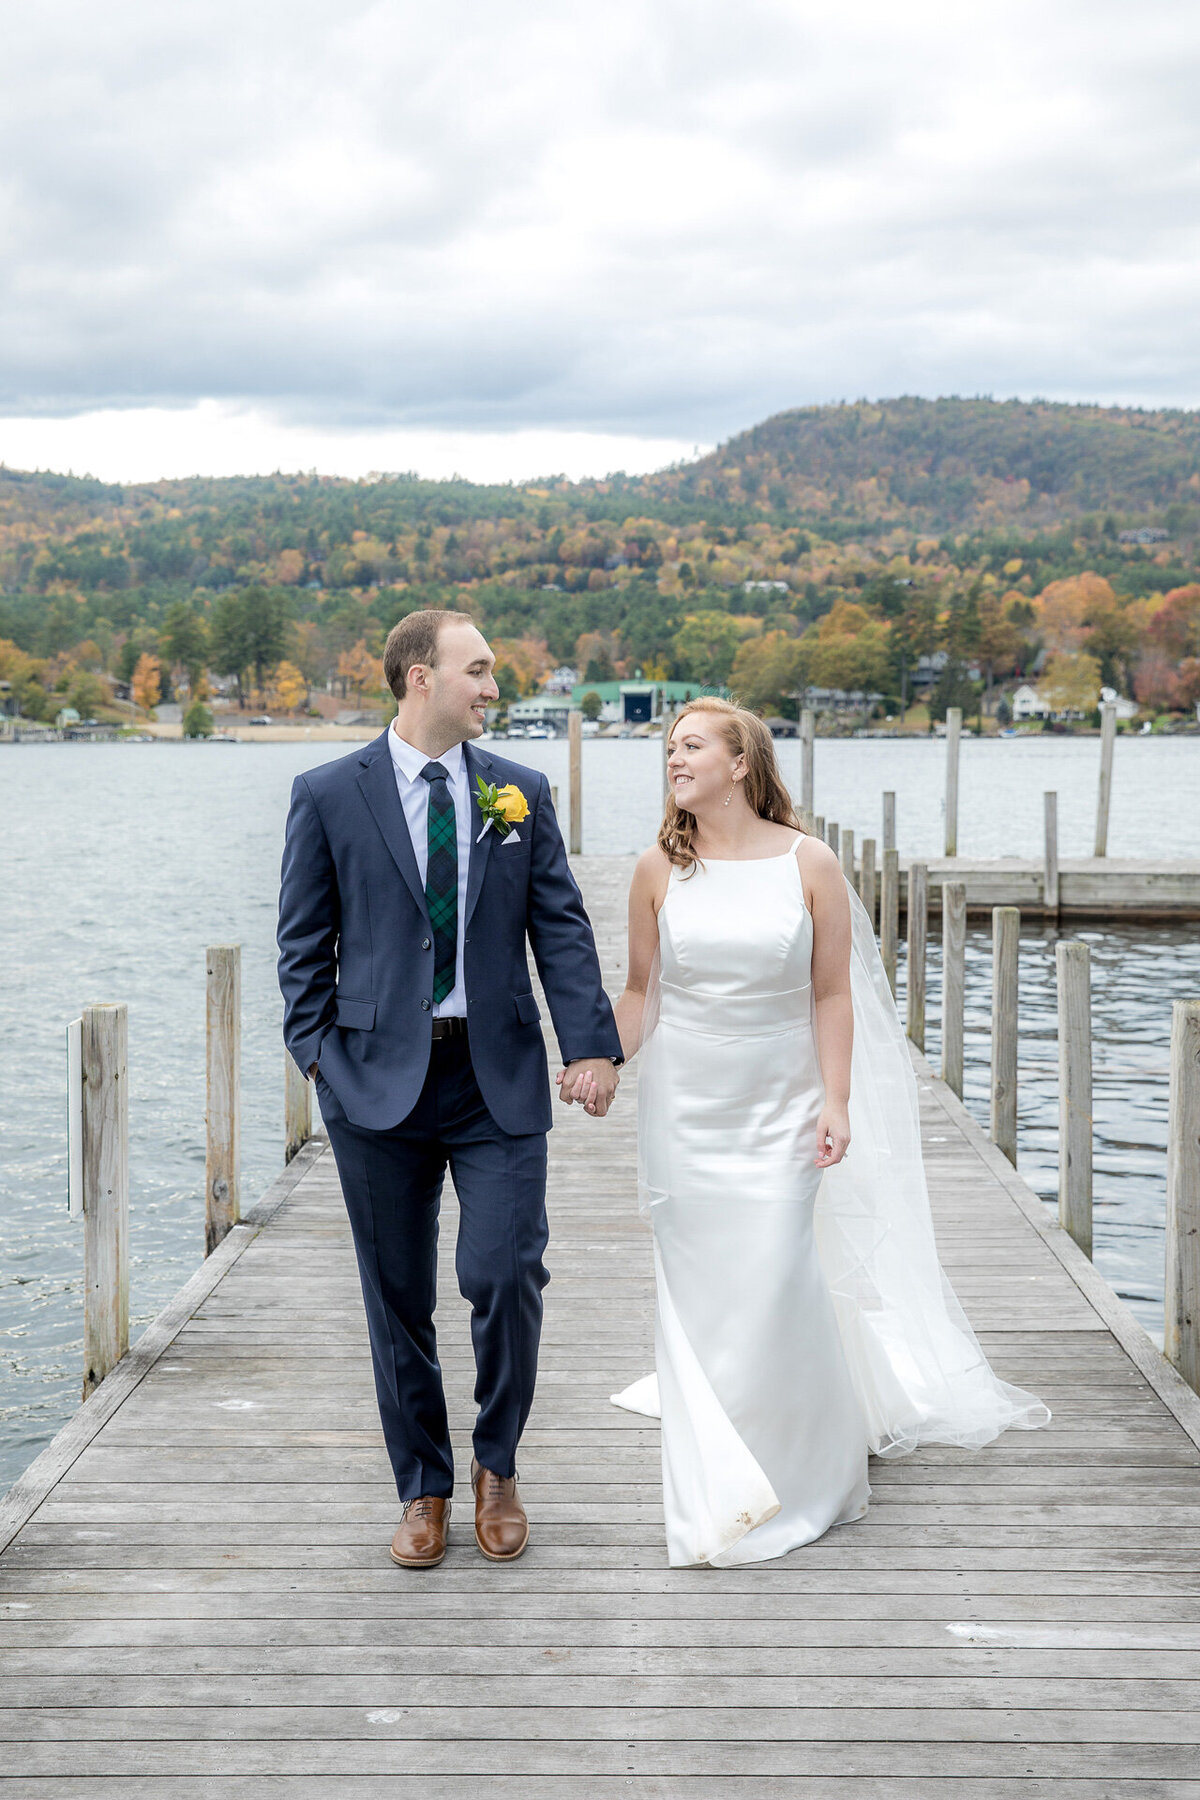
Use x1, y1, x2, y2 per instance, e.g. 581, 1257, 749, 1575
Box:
724, 773, 737, 807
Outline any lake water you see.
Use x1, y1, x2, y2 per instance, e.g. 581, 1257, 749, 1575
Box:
2, 732, 1198, 1493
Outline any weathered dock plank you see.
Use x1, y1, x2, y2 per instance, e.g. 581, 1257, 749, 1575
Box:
2, 854, 1199, 1794
896, 855, 1200, 919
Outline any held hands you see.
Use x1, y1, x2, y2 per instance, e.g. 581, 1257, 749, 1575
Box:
814, 1104, 850, 1168
556, 1059, 620, 1118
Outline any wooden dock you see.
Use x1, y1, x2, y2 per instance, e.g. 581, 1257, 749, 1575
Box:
3, 856, 1200, 1794
894, 857, 1200, 920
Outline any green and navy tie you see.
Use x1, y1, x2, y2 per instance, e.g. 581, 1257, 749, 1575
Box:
420, 761, 458, 1005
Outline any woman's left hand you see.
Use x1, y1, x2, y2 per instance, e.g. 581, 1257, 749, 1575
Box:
814, 1106, 850, 1168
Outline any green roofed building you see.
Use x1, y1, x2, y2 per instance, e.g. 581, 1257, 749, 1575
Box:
569, 680, 728, 726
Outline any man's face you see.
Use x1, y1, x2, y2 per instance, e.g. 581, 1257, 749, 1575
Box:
423, 621, 499, 742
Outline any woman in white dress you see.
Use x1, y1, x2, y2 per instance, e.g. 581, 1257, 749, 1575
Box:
570, 698, 1049, 1568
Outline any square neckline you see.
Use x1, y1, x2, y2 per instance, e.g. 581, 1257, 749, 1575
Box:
691, 834, 805, 865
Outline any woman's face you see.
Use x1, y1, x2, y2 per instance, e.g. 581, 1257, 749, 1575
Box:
666, 714, 743, 812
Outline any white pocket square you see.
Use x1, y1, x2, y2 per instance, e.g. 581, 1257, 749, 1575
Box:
501, 828, 522, 845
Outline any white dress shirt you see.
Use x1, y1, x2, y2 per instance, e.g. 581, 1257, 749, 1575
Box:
387, 724, 471, 1017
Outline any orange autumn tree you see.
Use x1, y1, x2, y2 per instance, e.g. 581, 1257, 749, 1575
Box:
131, 652, 161, 715
1148, 585, 1200, 662
268, 660, 307, 713
489, 635, 551, 695
574, 629, 625, 681
1035, 573, 1117, 653
337, 640, 384, 706
1135, 587, 1200, 709
274, 548, 305, 585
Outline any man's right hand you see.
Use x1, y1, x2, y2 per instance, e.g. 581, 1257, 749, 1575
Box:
556, 1059, 619, 1117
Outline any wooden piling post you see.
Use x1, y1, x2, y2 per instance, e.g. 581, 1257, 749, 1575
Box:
550, 783, 559, 816
568, 708, 582, 856
883, 791, 896, 852
990, 906, 1020, 1165
1044, 790, 1059, 917
82, 1003, 129, 1398
945, 707, 961, 857
1056, 941, 1093, 1259
860, 837, 877, 928
814, 815, 825, 843
826, 821, 839, 857
840, 827, 855, 890
942, 879, 967, 1099
799, 708, 814, 816
1095, 702, 1116, 857
285, 1052, 311, 1165
206, 945, 241, 1256
661, 706, 675, 806
906, 862, 928, 1051
1165, 999, 1200, 1395
881, 848, 900, 997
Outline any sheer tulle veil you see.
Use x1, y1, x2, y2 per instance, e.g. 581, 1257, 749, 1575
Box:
634, 865, 1050, 1458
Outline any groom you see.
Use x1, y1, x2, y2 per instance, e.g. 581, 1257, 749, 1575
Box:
277, 609, 621, 1568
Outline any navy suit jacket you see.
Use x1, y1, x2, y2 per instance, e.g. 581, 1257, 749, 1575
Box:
277, 729, 622, 1134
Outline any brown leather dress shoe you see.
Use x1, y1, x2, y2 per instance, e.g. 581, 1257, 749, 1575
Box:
471, 1457, 529, 1561
389, 1496, 450, 1568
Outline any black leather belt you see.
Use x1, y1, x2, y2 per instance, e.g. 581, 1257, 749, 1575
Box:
430, 1016, 468, 1041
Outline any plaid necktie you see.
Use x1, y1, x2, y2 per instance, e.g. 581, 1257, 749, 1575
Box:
419, 761, 458, 1004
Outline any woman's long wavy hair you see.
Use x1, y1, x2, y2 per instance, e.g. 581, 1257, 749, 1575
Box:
658, 697, 803, 874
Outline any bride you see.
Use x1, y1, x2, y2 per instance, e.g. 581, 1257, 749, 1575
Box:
569, 698, 1049, 1568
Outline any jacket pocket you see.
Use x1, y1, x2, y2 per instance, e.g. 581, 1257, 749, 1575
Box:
335, 995, 377, 1030
514, 991, 541, 1026
494, 840, 530, 874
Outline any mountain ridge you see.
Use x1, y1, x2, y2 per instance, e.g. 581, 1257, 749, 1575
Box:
626, 396, 1200, 531
4, 396, 1200, 537
4, 392, 1199, 730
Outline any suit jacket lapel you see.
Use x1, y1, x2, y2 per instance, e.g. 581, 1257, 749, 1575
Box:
357, 731, 429, 922
464, 741, 495, 927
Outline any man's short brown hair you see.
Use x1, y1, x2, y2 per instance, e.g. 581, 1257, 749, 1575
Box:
382, 609, 462, 700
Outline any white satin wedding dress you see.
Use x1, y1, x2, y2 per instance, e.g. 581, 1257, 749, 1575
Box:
613, 843, 1049, 1568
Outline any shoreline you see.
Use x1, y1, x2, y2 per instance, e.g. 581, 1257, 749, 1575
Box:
144, 721, 380, 743
6, 720, 1193, 745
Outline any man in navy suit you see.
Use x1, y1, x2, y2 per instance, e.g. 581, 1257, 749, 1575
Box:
278, 609, 621, 1567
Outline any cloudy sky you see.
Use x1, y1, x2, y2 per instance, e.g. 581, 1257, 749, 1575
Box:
3, 0, 1199, 482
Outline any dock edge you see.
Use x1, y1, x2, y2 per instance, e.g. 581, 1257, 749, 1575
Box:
0, 1135, 329, 1556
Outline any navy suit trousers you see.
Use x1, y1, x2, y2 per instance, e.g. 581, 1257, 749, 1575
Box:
318, 1040, 549, 1501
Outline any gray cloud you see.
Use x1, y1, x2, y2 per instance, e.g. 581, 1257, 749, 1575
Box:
3, 0, 1200, 442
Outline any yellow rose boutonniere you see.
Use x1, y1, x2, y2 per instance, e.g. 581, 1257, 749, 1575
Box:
475, 777, 530, 841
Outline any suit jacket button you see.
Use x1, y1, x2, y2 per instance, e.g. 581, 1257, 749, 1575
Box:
422, 938, 431, 950
421, 999, 431, 1011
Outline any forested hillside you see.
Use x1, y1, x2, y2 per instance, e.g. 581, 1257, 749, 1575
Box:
649, 397, 1200, 529
2, 397, 1199, 728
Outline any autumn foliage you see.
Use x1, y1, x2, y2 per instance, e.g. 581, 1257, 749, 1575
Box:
131, 652, 161, 715
1, 398, 1199, 730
